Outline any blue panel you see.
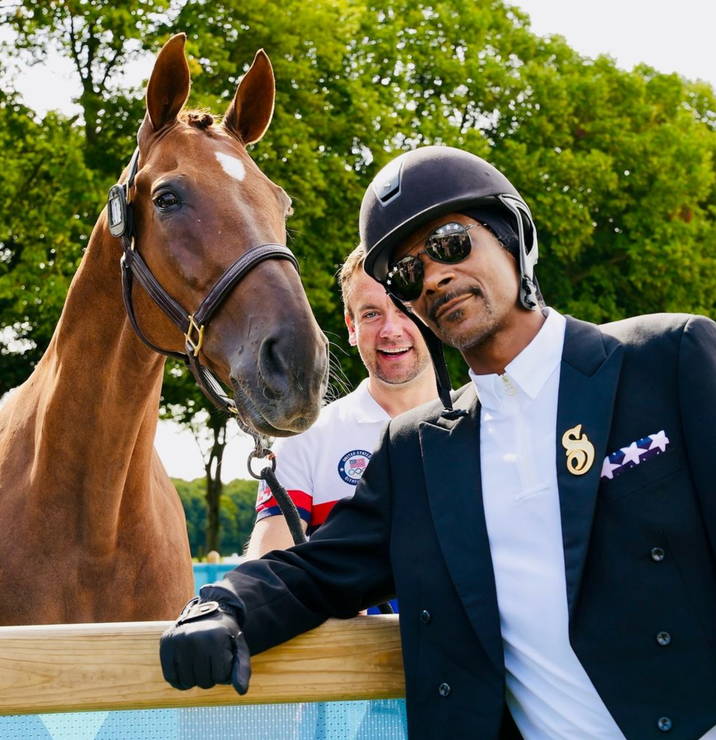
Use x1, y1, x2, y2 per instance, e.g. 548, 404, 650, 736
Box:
192, 564, 237, 592
0, 702, 407, 740
96, 710, 178, 740
0, 714, 52, 740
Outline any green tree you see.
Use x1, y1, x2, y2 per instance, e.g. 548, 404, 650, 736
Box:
161, 362, 240, 554
1, 0, 169, 175
346, 0, 716, 349
173, 475, 258, 557
483, 50, 716, 323
3, 0, 716, 457
221, 478, 261, 555
171, 477, 206, 556
0, 86, 99, 395
0, 0, 161, 394
156, 0, 713, 388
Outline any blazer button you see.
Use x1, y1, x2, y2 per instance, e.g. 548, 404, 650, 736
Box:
656, 631, 672, 646
420, 610, 431, 624
438, 682, 451, 697
651, 547, 666, 562
658, 717, 672, 732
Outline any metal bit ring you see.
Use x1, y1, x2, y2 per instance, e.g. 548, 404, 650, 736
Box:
247, 449, 277, 480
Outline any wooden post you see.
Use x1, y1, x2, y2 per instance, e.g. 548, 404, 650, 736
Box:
0, 616, 404, 716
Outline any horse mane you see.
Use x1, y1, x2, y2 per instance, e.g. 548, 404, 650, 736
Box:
179, 109, 215, 130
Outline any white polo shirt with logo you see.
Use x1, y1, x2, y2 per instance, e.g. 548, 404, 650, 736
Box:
255, 379, 389, 535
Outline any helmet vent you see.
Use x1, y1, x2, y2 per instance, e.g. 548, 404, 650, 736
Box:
372, 154, 406, 207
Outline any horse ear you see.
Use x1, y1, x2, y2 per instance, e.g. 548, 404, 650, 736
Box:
224, 50, 275, 145
139, 34, 190, 141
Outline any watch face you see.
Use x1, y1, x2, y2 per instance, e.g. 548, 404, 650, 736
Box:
337, 449, 372, 485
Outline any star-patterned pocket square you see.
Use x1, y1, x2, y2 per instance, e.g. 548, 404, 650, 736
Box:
600, 430, 670, 480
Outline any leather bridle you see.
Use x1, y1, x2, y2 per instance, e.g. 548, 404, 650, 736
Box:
107, 147, 300, 421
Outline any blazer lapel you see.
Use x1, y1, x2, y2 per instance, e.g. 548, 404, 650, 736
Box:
419, 385, 504, 674
557, 316, 624, 618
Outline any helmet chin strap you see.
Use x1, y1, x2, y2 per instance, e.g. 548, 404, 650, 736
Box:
387, 294, 467, 419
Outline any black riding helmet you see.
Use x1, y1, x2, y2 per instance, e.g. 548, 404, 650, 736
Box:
361, 145, 539, 308
359, 145, 540, 414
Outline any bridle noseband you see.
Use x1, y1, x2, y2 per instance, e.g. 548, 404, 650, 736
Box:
107, 147, 300, 421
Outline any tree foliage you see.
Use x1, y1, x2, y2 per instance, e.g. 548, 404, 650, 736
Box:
1, 0, 168, 174
334, 0, 716, 356
0, 86, 99, 395
160, 360, 246, 553
172, 476, 258, 557
156, 0, 716, 382
2, 0, 716, 422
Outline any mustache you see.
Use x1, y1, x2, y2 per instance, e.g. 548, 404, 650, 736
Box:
428, 287, 482, 322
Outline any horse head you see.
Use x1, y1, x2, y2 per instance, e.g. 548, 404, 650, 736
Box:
118, 34, 328, 437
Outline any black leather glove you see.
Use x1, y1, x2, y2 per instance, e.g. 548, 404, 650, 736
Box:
159, 597, 251, 694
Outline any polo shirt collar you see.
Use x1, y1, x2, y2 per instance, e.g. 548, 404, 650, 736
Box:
350, 378, 391, 424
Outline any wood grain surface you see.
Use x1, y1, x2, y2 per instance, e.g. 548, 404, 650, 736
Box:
0, 615, 405, 715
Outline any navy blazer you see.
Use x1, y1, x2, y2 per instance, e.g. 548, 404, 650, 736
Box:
205, 313, 716, 740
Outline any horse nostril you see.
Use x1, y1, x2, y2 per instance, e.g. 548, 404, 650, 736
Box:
258, 336, 288, 397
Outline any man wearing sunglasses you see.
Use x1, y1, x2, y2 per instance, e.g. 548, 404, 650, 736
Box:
161, 146, 716, 740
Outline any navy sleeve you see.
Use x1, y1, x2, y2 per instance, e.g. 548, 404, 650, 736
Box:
201, 424, 396, 655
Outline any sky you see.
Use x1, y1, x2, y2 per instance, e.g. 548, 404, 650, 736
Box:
515, 0, 716, 88
5, 0, 716, 480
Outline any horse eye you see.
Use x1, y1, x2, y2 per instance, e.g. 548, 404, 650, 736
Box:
153, 191, 181, 210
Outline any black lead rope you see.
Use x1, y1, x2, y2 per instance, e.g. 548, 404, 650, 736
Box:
247, 442, 394, 615
248, 444, 307, 547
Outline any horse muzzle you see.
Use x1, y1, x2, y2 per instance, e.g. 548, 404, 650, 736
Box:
230, 328, 329, 437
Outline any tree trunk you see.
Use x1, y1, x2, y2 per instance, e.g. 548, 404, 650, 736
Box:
204, 420, 227, 554
78, 86, 108, 173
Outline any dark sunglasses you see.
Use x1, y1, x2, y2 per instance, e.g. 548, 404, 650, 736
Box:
386, 222, 476, 301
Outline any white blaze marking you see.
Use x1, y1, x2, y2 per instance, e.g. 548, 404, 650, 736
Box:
215, 152, 246, 181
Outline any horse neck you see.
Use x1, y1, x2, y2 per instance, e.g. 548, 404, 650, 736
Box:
22, 218, 169, 544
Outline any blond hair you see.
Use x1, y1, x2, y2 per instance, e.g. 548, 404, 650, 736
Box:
337, 244, 366, 318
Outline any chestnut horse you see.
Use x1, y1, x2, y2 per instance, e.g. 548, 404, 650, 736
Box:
0, 35, 328, 625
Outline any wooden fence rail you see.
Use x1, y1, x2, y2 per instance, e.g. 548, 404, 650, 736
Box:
0, 615, 404, 716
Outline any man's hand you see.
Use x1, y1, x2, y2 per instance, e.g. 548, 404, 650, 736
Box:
159, 598, 251, 694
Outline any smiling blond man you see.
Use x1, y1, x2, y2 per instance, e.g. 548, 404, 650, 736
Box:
244, 244, 437, 558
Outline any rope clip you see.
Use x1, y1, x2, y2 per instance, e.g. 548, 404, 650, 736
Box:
247, 447, 276, 480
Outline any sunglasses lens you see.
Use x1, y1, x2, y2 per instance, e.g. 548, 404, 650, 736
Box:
389, 257, 423, 301
387, 223, 473, 301
425, 226, 472, 263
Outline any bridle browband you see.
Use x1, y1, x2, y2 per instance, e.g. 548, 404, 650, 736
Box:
107, 147, 300, 422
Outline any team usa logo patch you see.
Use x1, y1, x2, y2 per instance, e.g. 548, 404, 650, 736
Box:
338, 450, 372, 485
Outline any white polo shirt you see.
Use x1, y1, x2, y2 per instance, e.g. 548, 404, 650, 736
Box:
255, 379, 389, 534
